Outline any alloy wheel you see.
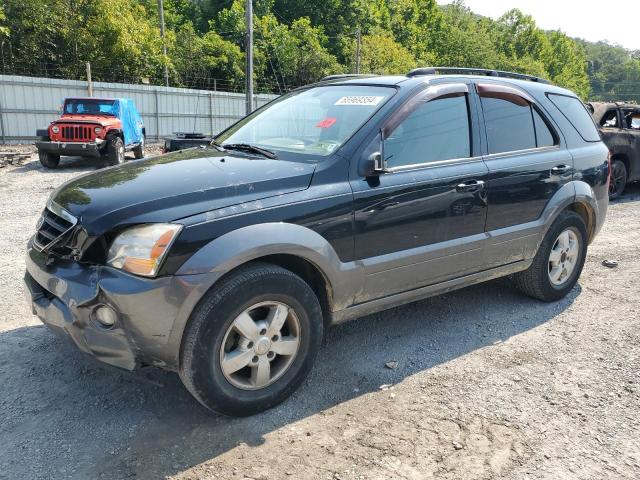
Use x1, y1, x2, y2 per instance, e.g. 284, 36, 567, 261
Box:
548, 228, 580, 286
219, 301, 301, 390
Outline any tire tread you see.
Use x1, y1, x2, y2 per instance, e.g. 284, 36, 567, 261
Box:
512, 211, 587, 302
179, 261, 322, 416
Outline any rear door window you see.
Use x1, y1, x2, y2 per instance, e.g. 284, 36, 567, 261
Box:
481, 97, 536, 154
532, 108, 556, 147
547, 93, 601, 142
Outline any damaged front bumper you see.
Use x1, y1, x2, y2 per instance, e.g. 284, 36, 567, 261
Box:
35, 139, 105, 158
24, 242, 207, 371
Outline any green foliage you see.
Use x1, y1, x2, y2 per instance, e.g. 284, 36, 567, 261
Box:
0, 5, 8, 37
343, 32, 416, 74
256, 16, 342, 88
80, 0, 167, 83
579, 40, 640, 101
0, 0, 637, 101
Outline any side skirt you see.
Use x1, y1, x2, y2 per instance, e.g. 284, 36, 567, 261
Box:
330, 259, 531, 325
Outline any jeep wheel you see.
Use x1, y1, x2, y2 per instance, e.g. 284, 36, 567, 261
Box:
133, 136, 145, 159
512, 211, 587, 302
609, 160, 627, 200
179, 262, 324, 416
105, 136, 125, 165
38, 150, 60, 169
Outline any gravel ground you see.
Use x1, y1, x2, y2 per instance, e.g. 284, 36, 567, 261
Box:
1, 152, 639, 480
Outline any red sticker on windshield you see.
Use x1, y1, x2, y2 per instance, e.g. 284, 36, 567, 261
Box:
316, 117, 337, 128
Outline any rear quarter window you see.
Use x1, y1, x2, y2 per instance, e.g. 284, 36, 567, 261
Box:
547, 93, 601, 142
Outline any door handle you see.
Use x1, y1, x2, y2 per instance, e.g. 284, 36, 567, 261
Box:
551, 164, 571, 174
456, 180, 485, 193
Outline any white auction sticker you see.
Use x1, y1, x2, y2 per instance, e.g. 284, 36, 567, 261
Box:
334, 96, 384, 106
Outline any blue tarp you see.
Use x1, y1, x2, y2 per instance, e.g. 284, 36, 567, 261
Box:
118, 99, 144, 146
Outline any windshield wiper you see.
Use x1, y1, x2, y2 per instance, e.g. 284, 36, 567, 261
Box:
223, 143, 278, 159
208, 140, 226, 152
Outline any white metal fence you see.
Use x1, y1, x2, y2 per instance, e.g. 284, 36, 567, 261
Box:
0, 75, 278, 143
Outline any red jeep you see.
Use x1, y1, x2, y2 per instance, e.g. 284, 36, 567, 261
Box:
35, 97, 145, 168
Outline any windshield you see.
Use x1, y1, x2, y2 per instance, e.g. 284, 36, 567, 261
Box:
216, 85, 395, 157
64, 99, 118, 116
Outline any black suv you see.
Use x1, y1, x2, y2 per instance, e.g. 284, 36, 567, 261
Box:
25, 68, 609, 416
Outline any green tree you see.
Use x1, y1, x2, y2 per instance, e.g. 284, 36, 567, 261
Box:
170, 23, 245, 90
544, 31, 590, 98
256, 15, 341, 89
79, 0, 168, 83
343, 32, 415, 74
0, 4, 9, 38
435, 2, 500, 68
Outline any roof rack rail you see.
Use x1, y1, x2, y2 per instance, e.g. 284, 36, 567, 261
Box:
320, 74, 379, 81
406, 67, 551, 84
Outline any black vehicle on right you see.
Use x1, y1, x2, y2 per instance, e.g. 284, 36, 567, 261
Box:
587, 101, 640, 198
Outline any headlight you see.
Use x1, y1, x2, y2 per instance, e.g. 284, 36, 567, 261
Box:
106, 224, 182, 277
51, 126, 60, 133
94, 126, 102, 134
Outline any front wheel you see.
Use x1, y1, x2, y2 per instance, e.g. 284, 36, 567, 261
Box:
512, 211, 588, 302
179, 262, 324, 416
609, 160, 627, 200
133, 136, 145, 159
105, 136, 125, 166
38, 150, 60, 168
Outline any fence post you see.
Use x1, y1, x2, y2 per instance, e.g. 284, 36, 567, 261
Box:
0, 97, 5, 144
86, 62, 93, 97
154, 88, 160, 141
209, 92, 214, 136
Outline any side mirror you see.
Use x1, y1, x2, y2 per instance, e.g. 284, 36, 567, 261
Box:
371, 151, 385, 172
358, 132, 387, 177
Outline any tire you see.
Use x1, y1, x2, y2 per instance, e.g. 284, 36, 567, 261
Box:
38, 150, 60, 168
609, 159, 627, 200
512, 211, 588, 302
133, 136, 145, 159
105, 135, 125, 166
179, 262, 324, 416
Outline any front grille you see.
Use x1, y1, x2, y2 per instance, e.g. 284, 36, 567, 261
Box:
59, 125, 95, 142
34, 206, 77, 251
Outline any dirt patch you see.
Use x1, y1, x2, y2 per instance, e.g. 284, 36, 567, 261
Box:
0, 145, 34, 168
0, 155, 639, 480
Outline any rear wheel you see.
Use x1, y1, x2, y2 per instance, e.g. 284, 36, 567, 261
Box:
512, 211, 587, 302
609, 159, 627, 200
179, 262, 324, 416
105, 136, 125, 166
38, 150, 60, 168
133, 136, 145, 159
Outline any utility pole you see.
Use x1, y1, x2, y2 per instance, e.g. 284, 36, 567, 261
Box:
245, 0, 254, 115
86, 62, 93, 97
355, 28, 361, 74
157, 0, 169, 87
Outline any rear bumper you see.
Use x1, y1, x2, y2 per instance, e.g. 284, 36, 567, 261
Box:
35, 140, 105, 158
24, 241, 208, 371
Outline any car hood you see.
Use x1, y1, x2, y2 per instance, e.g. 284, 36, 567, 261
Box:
54, 115, 121, 126
51, 148, 316, 235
